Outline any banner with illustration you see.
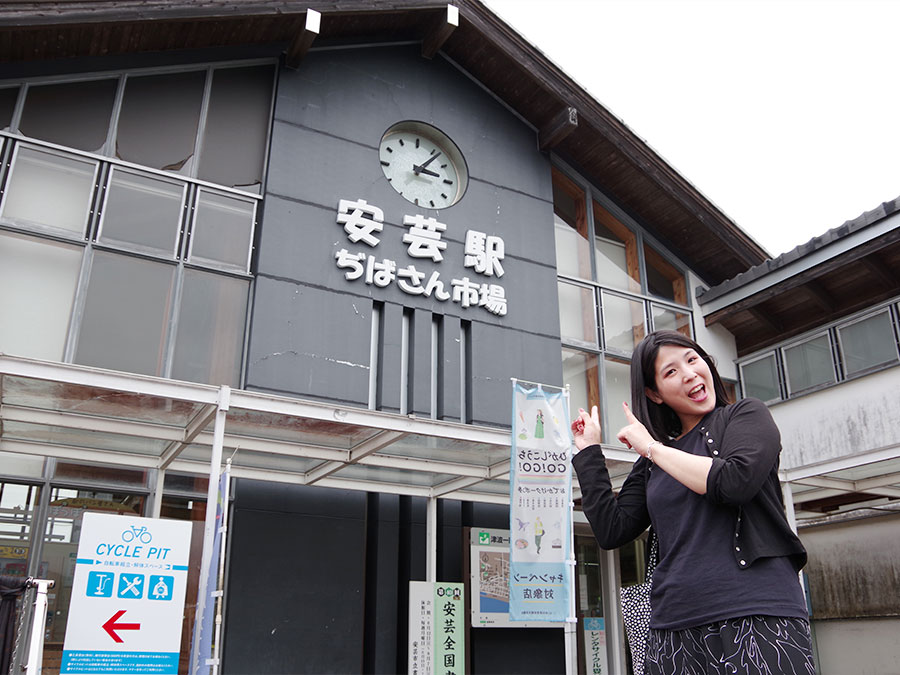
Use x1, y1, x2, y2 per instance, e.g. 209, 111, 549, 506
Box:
509, 381, 572, 622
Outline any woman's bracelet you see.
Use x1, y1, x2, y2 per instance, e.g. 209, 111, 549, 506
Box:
646, 441, 661, 463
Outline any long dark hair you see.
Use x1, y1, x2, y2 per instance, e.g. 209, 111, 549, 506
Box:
630, 330, 731, 440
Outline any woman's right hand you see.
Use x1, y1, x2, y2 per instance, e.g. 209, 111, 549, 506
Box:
571, 406, 602, 451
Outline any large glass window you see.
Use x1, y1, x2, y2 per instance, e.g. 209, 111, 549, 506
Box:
99, 168, 186, 256
784, 333, 835, 394
75, 252, 177, 377
0, 232, 82, 361
562, 349, 600, 415
837, 310, 898, 376
643, 242, 686, 304
0, 87, 19, 130
0, 482, 40, 578
189, 189, 256, 272
650, 303, 691, 336
603, 357, 631, 444
602, 291, 645, 353
1, 145, 97, 235
740, 353, 781, 402
553, 169, 590, 280
171, 269, 249, 386
198, 65, 274, 192
116, 70, 205, 174
19, 79, 117, 153
558, 281, 598, 348
593, 201, 640, 293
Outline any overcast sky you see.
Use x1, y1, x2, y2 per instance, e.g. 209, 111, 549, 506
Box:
483, 0, 900, 257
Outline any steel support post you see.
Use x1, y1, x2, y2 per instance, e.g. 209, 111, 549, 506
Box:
190, 385, 230, 675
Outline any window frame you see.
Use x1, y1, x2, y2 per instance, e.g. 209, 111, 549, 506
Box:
835, 306, 900, 379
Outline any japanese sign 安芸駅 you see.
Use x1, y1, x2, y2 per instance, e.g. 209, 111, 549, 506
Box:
334, 198, 508, 316
61, 513, 192, 675
508, 382, 573, 622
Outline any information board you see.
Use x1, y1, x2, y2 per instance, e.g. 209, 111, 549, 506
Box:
61, 513, 192, 675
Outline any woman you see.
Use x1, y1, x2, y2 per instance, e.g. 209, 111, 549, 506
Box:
571, 330, 815, 675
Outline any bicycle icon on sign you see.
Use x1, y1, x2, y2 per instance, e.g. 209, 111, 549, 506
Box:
121, 525, 152, 544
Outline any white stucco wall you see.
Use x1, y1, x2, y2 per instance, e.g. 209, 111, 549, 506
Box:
689, 272, 739, 381
813, 618, 900, 675
768, 365, 900, 470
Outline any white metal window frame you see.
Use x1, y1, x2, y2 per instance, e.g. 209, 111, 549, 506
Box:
738, 296, 900, 403
738, 350, 782, 403
835, 306, 900, 379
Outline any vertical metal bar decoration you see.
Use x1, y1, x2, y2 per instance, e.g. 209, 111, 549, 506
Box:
190, 385, 230, 675
210, 459, 233, 675
508, 379, 573, 623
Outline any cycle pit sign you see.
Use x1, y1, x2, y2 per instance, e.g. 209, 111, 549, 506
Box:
61, 512, 192, 675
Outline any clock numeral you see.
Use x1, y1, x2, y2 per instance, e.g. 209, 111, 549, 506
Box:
441, 193, 448, 199
429, 200, 435, 207
386, 146, 393, 153
443, 179, 453, 185
440, 164, 447, 169
430, 149, 437, 155
398, 138, 405, 146
381, 160, 390, 166
415, 138, 420, 148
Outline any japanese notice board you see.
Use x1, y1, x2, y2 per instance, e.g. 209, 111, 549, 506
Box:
408, 581, 464, 675
61, 513, 192, 675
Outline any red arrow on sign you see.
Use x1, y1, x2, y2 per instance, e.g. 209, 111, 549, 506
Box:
102, 610, 141, 643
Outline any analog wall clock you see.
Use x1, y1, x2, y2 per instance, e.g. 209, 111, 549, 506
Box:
378, 121, 468, 208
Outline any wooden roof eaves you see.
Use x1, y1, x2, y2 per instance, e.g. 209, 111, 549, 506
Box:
452, 0, 768, 270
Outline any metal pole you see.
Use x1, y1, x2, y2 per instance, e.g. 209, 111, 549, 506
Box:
190, 384, 230, 675
23, 578, 55, 675
210, 458, 232, 675
426, 496, 437, 583
564, 385, 578, 675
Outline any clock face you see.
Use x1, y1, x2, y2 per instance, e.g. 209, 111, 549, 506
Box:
379, 121, 468, 208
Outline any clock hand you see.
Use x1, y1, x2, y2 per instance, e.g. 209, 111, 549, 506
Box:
412, 151, 443, 175
416, 167, 441, 178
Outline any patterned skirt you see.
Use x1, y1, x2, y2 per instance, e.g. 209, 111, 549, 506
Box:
645, 615, 816, 675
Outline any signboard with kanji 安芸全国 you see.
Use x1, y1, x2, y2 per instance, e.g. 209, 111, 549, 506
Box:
60, 512, 192, 675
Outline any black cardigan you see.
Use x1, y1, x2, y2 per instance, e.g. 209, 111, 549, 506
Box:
572, 397, 807, 571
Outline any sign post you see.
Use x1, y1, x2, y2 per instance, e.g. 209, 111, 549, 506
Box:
60, 513, 192, 675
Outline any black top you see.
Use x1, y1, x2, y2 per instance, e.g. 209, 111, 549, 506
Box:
648, 420, 807, 628
572, 398, 809, 629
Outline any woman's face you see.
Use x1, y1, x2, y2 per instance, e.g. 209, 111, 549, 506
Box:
646, 344, 717, 433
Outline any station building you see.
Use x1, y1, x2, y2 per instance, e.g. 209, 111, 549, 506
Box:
0, 2, 897, 673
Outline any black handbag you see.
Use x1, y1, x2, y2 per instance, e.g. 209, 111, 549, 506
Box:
619, 531, 658, 675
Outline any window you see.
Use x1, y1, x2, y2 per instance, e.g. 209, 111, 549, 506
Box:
75, 251, 177, 377
553, 169, 590, 280
558, 281, 598, 348
20, 79, 117, 153
593, 201, 640, 293
643, 242, 686, 304
601, 291, 645, 353
0, 62, 271, 386
116, 70, 205, 173
603, 357, 632, 444
1, 144, 97, 235
0, 232, 82, 361
553, 167, 693, 445
99, 168, 185, 256
783, 333, 835, 395
837, 310, 898, 376
740, 353, 781, 402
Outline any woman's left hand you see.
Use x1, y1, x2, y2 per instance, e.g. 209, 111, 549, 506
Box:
616, 403, 654, 459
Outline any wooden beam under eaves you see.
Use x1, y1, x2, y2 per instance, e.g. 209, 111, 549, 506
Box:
285, 9, 321, 69
539, 106, 578, 151
422, 4, 458, 59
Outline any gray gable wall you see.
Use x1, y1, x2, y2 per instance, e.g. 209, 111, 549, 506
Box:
246, 45, 562, 426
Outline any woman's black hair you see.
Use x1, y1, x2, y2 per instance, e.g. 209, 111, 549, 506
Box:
630, 330, 731, 440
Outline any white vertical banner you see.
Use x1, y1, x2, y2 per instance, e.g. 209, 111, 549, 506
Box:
509, 381, 573, 622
